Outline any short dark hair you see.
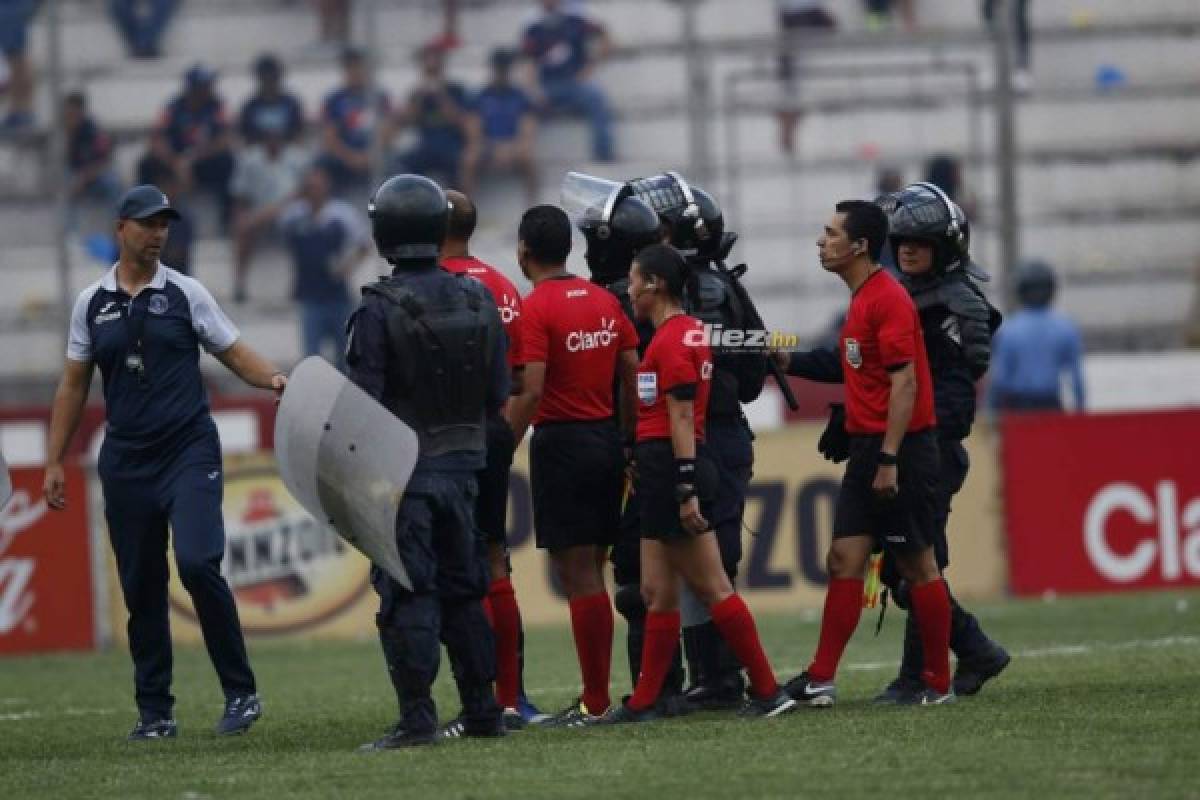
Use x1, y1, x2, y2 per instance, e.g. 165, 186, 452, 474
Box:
518, 205, 572, 265
835, 200, 889, 262
634, 244, 689, 299
445, 191, 477, 241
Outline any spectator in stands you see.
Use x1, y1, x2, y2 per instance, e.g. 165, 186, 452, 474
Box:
462, 48, 539, 203
229, 115, 310, 304
983, 0, 1032, 93
863, 0, 914, 32
0, 0, 38, 130
65, 91, 123, 230
522, 0, 615, 162
388, 44, 473, 189
990, 260, 1085, 413
239, 54, 306, 147
318, 47, 388, 198
429, 0, 461, 51
144, 64, 236, 229
924, 153, 977, 220
109, 0, 180, 59
139, 156, 196, 275
311, 0, 352, 52
278, 163, 370, 368
776, 0, 837, 154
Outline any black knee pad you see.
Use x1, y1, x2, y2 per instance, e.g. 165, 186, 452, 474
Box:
613, 583, 646, 622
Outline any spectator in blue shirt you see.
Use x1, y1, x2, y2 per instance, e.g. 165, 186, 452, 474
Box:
463, 48, 539, 203
318, 47, 389, 198
278, 164, 370, 368
990, 260, 1086, 412
239, 54, 306, 147
388, 44, 474, 190
144, 64, 236, 229
521, 0, 615, 162
65, 91, 123, 232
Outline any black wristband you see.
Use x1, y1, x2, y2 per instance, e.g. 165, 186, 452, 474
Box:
675, 458, 696, 485
674, 483, 697, 504
877, 450, 898, 466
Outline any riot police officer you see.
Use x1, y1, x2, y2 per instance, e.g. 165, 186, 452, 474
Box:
874, 182, 1009, 701
565, 173, 679, 702
347, 175, 510, 749
629, 172, 768, 709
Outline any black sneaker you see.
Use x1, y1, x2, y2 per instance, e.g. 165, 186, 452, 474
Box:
738, 689, 797, 718
872, 676, 924, 705
682, 682, 744, 712
953, 644, 1011, 696
586, 699, 661, 726
215, 694, 262, 736
358, 723, 437, 751
128, 717, 177, 741
438, 713, 506, 739
899, 686, 957, 706
783, 671, 836, 708
539, 697, 607, 728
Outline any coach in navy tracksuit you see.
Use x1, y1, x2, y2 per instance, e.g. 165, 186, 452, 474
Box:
43, 185, 287, 740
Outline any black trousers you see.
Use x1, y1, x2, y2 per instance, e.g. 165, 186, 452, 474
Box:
99, 418, 255, 719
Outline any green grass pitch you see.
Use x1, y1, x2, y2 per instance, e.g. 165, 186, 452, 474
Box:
2, 590, 1197, 799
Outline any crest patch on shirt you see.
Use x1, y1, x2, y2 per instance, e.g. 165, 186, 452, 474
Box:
844, 338, 862, 369
148, 294, 169, 315
637, 371, 658, 405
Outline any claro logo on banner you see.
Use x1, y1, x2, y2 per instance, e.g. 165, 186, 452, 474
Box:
1003, 409, 1200, 595
0, 466, 95, 654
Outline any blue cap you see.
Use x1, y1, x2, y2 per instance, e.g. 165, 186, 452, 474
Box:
118, 185, 181, 221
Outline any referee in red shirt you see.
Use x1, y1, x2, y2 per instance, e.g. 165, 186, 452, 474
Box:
507, 205, 640, 726
440, 190, 531, 727
784, 201, 954, 706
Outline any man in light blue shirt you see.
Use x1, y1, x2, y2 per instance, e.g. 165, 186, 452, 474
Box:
990, 261, 1085, 412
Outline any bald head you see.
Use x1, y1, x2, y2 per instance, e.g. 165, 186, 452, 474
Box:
445, 189, 477, 244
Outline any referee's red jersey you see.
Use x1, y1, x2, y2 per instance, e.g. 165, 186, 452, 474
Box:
636, 314, 713, 442
840, 269, 936, 434
517, 274, 638, 425
442, 255, 523, 367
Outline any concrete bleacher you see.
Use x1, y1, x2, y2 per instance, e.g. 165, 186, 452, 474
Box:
0, 0, 1198, 396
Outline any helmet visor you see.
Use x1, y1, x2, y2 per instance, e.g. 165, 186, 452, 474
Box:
561, 171, 626, 228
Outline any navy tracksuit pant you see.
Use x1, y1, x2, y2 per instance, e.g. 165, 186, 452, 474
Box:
98, 417, 255, 719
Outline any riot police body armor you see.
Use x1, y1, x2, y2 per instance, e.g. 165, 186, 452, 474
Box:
348, 174, 509, 748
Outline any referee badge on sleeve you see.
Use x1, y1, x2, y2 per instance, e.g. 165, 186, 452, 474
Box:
844, 338, 862, 369
637, 371, 658, 405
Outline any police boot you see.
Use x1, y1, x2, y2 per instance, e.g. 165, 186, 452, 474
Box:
614, 584, 647, 691
683, 622, 743, 711
873, 612, 924, 705
441, 600, 504, 737
949, 594, 1011, 696
362, 624, 437, 750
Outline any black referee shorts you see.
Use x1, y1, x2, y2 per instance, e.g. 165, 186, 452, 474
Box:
634, 439, 718, 542
530, 419, 623, 552
832, 429, 940, 555
476, 414, 517, 547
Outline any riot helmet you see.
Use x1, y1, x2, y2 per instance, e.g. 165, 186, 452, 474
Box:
561, 171, 660, 284
1016, 260, 1057, 309
629, 171, 725, 258
877, 181, 971, 275
368, 174, 449, 263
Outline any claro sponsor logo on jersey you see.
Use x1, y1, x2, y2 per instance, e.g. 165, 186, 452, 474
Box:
1084, 480, 1200, 584
168, 461, 370, 634
566, 317, 618, 352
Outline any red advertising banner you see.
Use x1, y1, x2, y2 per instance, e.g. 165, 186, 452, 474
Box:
0, 466, 95, 654
1002, 409, 1200, 595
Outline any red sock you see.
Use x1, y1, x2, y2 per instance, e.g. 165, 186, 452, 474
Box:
487, 578, 522, 709
910, 578, 952, 694
627, 610, 680, 711
568, 592, 614, 713
711, 594, 778, 699
807, 577, 865, 682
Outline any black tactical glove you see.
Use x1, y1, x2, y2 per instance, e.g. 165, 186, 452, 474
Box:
817, 402, 850, 463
